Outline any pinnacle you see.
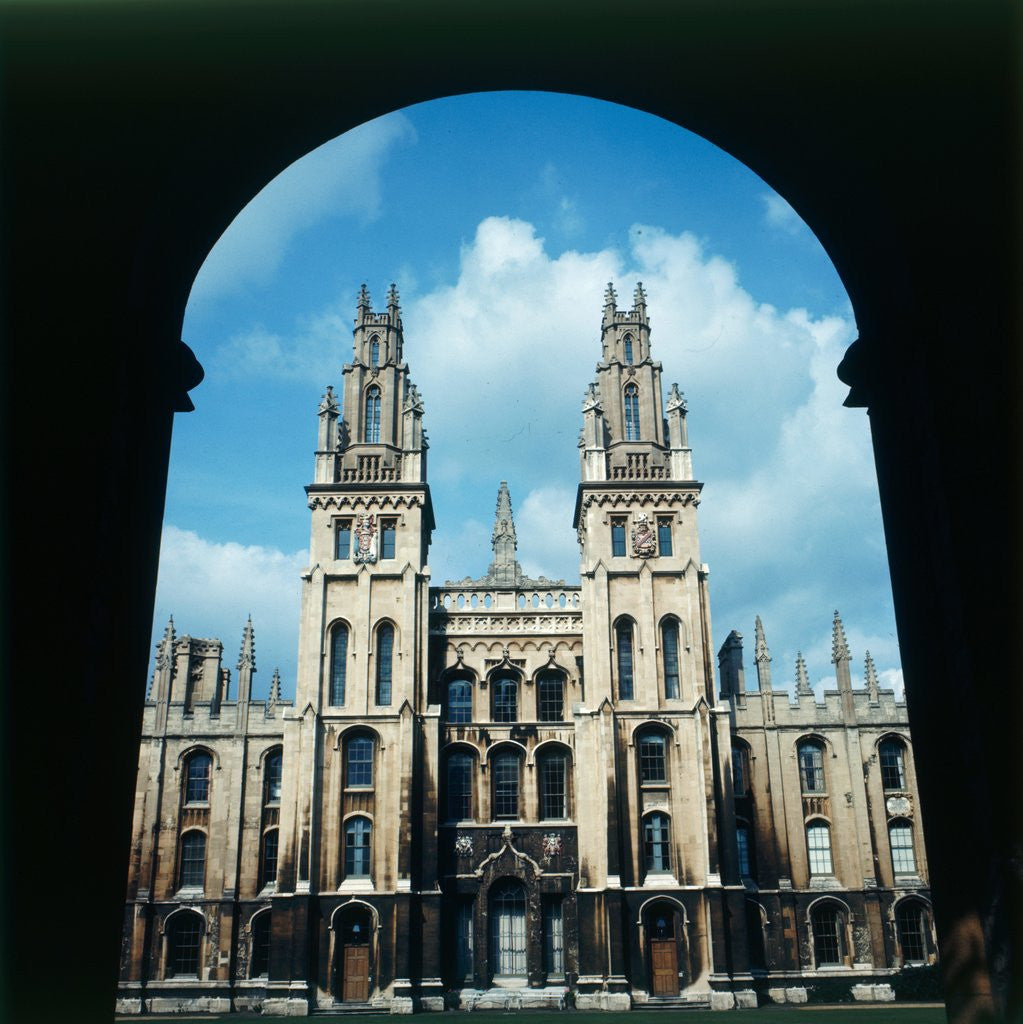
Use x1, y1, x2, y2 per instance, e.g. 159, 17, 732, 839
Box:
357, 282, 371, 307
633, 281, 647, 307
754, 615, 771, 663
831, 609, 851, 663
603, 281, 618, 308
238, 616, 256, 673
269, 667, 282, 705
795, 651, 812, 696
864, 650, 880, 700
387, 282, 400, 307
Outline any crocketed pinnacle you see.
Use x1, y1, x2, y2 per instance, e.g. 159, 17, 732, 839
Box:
754, 615, 771, 664
831, 609, 851, 664
238, 615, 256, 672
269, 667, 282, 706
864, 650, 880, 702
795, 651, 812, 696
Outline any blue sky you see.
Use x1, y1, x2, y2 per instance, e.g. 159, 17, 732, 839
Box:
153, 91, 901, 702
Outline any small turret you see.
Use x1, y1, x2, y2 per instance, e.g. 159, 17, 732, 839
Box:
718, 630, 746, 704
149, 616, 176, 702
315, 385, 341, 483
665, 383, 693, 479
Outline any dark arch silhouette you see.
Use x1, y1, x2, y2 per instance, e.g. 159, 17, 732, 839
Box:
2, 4, 1019, 1023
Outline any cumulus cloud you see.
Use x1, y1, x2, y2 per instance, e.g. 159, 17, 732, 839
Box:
189, 113, 416, 302
200, 215, 901, 689
149, 525, 306, 699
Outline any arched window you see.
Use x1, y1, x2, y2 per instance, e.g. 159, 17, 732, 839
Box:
638, 731, 668, 783
736, 821, 755, 879
492, 675, 517, 722
889, 819, 917, 875
166, 912, 203, 978
806, 821, 833, 876
329, 624, 348, 706
446, 677, 473, 722
879, 737, 907, 791
661, 619, 681, 699
344, 817, 372, 878
250, 912, 271, 978
623, 333, 634, 364
615, 619, 635, 700
369, 335, 380, 367
537, 671, 564, 721
178, 830, 207, 889
490, 880, 527, 978
624, 383, 640, 440
364, 386, 381, 443
896, 899, 931, 964
798, 739, 826, 793
345, 735, 374, 788
732, 743, 750, 796
259, 828, 279, 889
264, 750, 283, 804
538, 748, 569, 820
375, 623, 393, 705
492, 750, 521, 820
811, 901, 847, 967
184, 751, 212, 804
644, 812, 672, 873
445, 750, 474, 822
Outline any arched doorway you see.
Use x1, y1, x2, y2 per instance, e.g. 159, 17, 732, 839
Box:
645, 902, 682, 997
335, 906, 373, 1002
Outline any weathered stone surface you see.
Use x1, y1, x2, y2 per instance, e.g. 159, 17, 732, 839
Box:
734, 989, 758, 1008
784, 987, 809, 1003
709, 990, 736, 1010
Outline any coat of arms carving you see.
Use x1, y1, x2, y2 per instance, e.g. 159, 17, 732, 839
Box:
353, 512, 377, 564
454, 833, 474, 857
631, 513, 656, 558
542, 833, 563, 858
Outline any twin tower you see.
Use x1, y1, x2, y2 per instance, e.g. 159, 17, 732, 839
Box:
121, 284, 931, 1016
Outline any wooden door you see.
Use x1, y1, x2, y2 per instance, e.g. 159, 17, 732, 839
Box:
650, 938, 679, 997
342, 945, 370, 1002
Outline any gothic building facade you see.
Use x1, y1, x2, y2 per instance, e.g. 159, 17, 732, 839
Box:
118, 286, 935, 1014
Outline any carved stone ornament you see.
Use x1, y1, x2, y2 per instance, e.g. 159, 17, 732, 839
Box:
542, 833, 563, 858
454, 833, 474, 858
631, 513, 656, 558
886, 795, 912, 817
352, 512, 377, 564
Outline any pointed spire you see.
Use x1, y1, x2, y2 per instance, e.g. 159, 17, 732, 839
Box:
357, 282, 371, 311
269, 667, 282, 707
238, 615, 256, 672
633, 281, 647, 311
754, 615, 771, 664
488, 481, 523, 586
831, 609, 851, 664
864, 650, 880, 702
603, 281, 618, 309
795, 651, 812, 696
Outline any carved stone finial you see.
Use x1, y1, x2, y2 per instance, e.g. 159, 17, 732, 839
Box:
238, 615, 256, 672
665, 383, 688, 414
864, 650, 880, 702
795, 651, 812, 696
582, 381, 602, 413
487, 482, 525, 586
831, 609, 851, 664
603, 281, 618, 309
387, 282, 400, 309
155, 616, 176, 672
269, 667, 282, 706
357, 282, 371, 310
754, 615, 771, 664
318, 385, 339, 416
501, 645, 511, 662
633, 281, 647, 309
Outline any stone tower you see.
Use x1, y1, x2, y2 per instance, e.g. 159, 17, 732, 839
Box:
572, 282, 744, 995
270, 285, 435, 1013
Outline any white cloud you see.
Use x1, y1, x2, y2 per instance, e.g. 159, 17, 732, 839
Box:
201, 216, 901, 688
189, 113, 416, 301
149, 525, 306, 699
761, 192, 804, 235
